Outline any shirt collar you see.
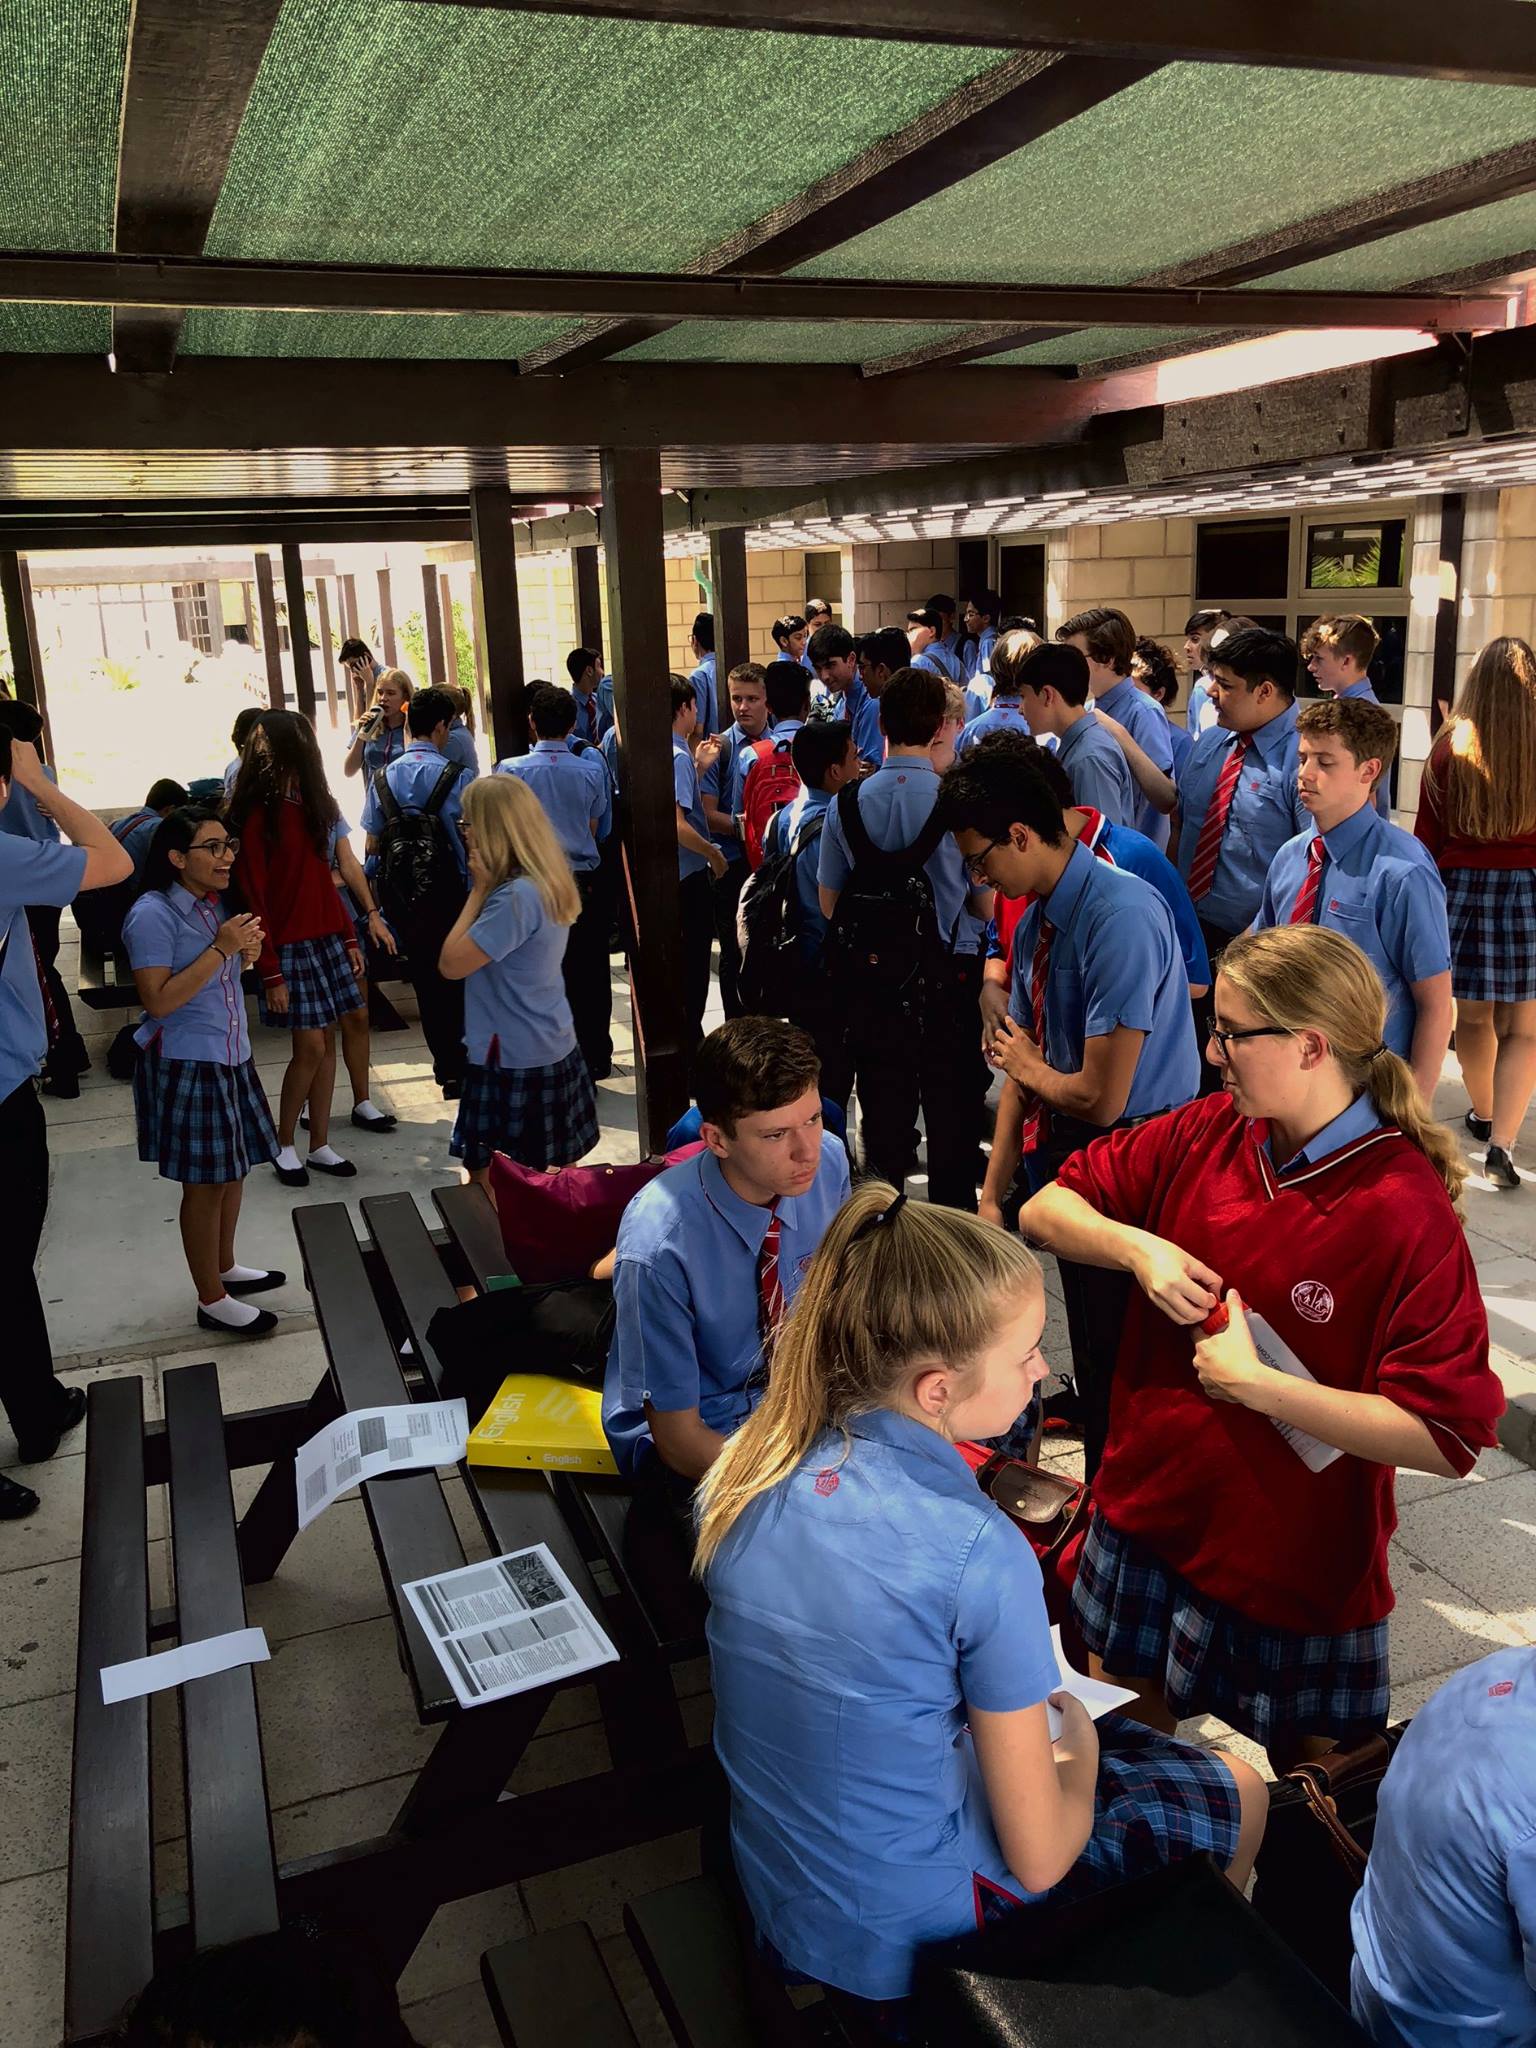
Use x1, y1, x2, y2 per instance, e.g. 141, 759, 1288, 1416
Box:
1092, 675, 1134, 715
404, 739, 441, 757
1268, 1091, 1383, 1173
533, 740, 567, 755
1244, 701, 1299, 762
797, 784, 834, 812
1339, 680, 1375, 700
843, 1407, 985, 1496
169, 882, 217, 922
1314, 802, 1378, 862
698, 1148, 778, 1253
876, 752, 936, 779
1040, 837, 1097, 934
1054, 712, 1097, 758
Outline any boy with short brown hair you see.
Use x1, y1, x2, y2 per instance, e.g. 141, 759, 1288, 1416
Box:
1301, 614, 1381, 700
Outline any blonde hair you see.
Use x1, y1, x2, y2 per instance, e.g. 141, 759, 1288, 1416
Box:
374, 667, 413, 702
1430, 636, 1536, 841
460, 774, 580, 926
1218, 925, 1466, 1210
694, 1184, 1042, 1569
939, 680, 967, 724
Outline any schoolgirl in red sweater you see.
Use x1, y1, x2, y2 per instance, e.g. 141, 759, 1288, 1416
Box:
1021, 923, 1502, 1771
229, 711, 365, 1188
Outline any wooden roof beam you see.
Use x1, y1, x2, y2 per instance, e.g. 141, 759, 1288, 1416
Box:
515, 51, 1157, 372
111, 0, 284, 374
411, 0, 1536, 88
0, 253, 1507, 332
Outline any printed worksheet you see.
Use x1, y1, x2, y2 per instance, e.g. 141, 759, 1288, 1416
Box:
1047, 1625, 1138, 1742
294, 1399, 469, 1529
402, 1543, 619, 1706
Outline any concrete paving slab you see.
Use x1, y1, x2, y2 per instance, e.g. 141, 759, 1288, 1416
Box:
254, 1615, 438, 1810
0, 1867, 67, 2048
598, 1927, 674, 2048
1387, 1542, 1528, 1683
400, 1980, 506, 2047
398, 1884, 532, 2011
0, 1358, 162, 1468
0, 1433, 166, 1572
1393, 1442, 1524, 1509
0, 1542, 166, 1711
522, 1831, 702, 1941
0, 1690, 73, 1884
1392, 1469, 1536, 1641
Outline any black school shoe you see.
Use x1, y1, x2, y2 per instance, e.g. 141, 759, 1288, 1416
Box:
298, 1108, 398, 1133
274, 1161, 310, 1188
223, 1268, 288, 1295
0, 1474, 39, 1519
306, 1155, 357, 1178
1486, 1145, 1521, 1190
196, 1305, 279, 1338
15, 1384, 87, 1466
1466, 1108, 1494, 1143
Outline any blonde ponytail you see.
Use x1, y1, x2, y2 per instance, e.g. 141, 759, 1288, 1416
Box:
1219, 926, 1467, 1211
694, 1184, 1041, 1571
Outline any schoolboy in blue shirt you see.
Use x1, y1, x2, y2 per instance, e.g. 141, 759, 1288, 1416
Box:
672, 677, 728, 1059
737, 662, 813, 825
1014, 641, 1137, 828
699, 662, 773, 1020
961, 589, 1000, 688
1302, 613, 1389, 814
957, 626, 1042, 756
565, 645, 610, 746
762, 720, 861, 1108
770, 612, 814, 673
906, 608, 951, 680
496, 683, 615, 1079
817, 666, 995, 1211
1058, 606, 1176, 850
687, 611, 719, 737
0, 699, 93, 1095
602, 1018, 850, 1491
1255, 696, 1451, 1104
0, 727, 132, 1517
923, 592, 965, 683
810, 624, 884, 771
942, 740, 1199, 1478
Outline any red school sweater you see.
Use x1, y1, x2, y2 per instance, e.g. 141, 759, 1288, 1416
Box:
1057, 1092, 1502, 1634
234, 795, 352, 984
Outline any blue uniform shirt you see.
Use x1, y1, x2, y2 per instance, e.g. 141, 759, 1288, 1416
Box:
957, 698, 1031, 756
496, 740, 608, 872
1351, 1647, 1536, 2048
1254, 805, 1449, 1058
689, 651, 718, 737
595, 671, 615, 730
601, 1132, 851, 1474
361, 721, 409, 783
599, 724, 622, 804
962, 627, 997, 685
1009, 841, 1200, 1119
1186, 674, 1219, 736
1054, 711, 1138, 827
707, 1405, 1059, 2001
0, 835, 87, 1100
462, 876, 575, 1070
1090, 675, 1175, 850
0, 771, 61, 845
1175, 704, 1306, 937
910, 648, 947, 680
360, 738, 473, 881
443, 719, 478, 775
926, 636, 964, 684
963, 681, 992, 722
1269, 1089, 1380, 1174
112, 808, 162, 874
763, 784, 833, 960
699, 723, 764, 863
818, 755, 981, 955
570, 684, 607, 747
842, 676, 884, 771
673, 736, 710, 880
1167, 719, 1194, 781
123, 884, 252, 1067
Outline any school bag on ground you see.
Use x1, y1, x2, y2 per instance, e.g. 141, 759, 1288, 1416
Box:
736, 811, 825, 1017
372, 762, 463, 923
740, 735, 802, 870
821, 782, 953, 1027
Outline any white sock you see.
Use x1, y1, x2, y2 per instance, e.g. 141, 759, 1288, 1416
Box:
308, 1144, 347, 1167
199, 1292, 262, 1328
220, 1263, 271, 1286
354, 1097, 389, 1122
276, 1144, 303, 1172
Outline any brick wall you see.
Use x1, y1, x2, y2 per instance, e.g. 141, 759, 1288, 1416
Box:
514, 557, 579, 686
1045, 519, 1195, 701
1492, 486, 1536, 647
847, 540, 959, 633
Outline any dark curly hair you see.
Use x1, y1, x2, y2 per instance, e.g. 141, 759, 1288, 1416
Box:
1131, 636, 1180, 708
227, 709, 338, 856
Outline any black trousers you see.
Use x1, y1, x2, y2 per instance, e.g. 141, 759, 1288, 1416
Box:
394, 902, 466, 1086
564, 867, 614, 1079
28, 904, 88, 1073
1194, 916, 1242, 1096
849, 952, 985, 1213
679, 867, 715, 1058
0, 1081, 69, 1445
788, 989, 855, 1113
710, 857, 750, 1020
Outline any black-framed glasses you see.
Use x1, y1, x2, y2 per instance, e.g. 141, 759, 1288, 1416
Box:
964, 837, 1008, 884
190, 836, 239, 858
1208, 1023, 1291, 1058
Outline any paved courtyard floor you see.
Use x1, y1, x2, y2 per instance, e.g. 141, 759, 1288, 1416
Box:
4, 921, 1535, 2044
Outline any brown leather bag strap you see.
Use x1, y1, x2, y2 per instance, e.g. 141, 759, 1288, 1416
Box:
1285, 1731, 1395, 1885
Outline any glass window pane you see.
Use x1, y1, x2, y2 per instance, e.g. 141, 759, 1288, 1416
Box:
1304, 520, 1404, 591
1195, 518, 1290, 600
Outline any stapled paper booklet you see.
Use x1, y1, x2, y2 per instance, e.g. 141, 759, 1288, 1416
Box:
402, 1543, 619, 1707
295, 1399, 469, 1529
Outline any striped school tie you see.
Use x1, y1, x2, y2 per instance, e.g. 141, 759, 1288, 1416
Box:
1017, 921, 1054, 1156
1185, 735, 1251, 903
1288, 835, 1327, 925
757, 1202, 785, 1341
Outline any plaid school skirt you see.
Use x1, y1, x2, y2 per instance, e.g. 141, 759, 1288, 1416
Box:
133, 1043, 279, 1186
1071, 1511, 1390, 1751
449, 1046, 599, 1171
1443, 865, 1536, 1002
259, 931, 364, 1029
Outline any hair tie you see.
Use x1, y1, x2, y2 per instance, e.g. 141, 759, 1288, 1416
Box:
1368, 1043, 1389, 1061
848, 1190, 907, 1247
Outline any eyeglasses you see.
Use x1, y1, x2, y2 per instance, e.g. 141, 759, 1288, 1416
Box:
1208, 1023, 1291, 1058
964, 836, 1009, 884
190, 836, 239, 858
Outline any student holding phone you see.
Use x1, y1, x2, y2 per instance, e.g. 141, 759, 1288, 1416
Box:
1020, 924, 1503, 1771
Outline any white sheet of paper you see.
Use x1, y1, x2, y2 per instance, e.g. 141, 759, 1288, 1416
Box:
295, 1398, 469, 1530
1242, 1310, 1344, 1473
402, 1543, 619, 1708
101, 1626, 270, 1705
1046, 1625, 1138, 1742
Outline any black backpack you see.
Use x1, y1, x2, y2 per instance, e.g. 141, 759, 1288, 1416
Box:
736, 810, 825, 1018
372, 762, 464, 922
821, 782, 953, 1025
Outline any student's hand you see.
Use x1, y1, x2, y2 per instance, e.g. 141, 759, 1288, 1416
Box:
1192, 1290, 1267, 1405
346, 943, 364, 983
467, 843, 494, 894
987, 1012, 1044, 1086
1093, 709, 1131, 751
369, 908, 398, 956
979, 979, 1010, 1050
705, 845, 729, 881
1048, 1692, 1099, 1767
977, 1194, 1006, 1231
6, 737, 46, 794
1129, 1235, 1223, 1325
695, 734, 723, 771
216, 912, 260, 960
266, 979, 291, 1016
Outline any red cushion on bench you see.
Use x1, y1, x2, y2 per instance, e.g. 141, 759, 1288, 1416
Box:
488, 1144, 705, 1284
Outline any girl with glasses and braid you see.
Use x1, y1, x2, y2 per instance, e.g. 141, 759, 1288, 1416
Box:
698, 1184, 1265, 2027
1022, 923, 1503, 1775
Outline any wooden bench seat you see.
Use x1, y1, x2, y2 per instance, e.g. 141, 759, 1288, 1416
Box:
77, 925, 412, 1030
482, 1923, 638, 2047
623, 1874, 802, 2048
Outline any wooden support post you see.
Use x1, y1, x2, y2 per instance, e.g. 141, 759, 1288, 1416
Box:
470, 487, 527, 762
253, 551, 283, 708
422, 562, 446, 684
574, 543, 604, 658
440, 572, 460, 691
340, 571, 358, 642
377, 564, 397, 666
709, 526, 749, 728
281, 543, 316, 724
0, 553, 54, 762
466, 565, 488, 728
600, 446, 689, 1151
314, 576, 339, 727
1432, 492, 1467, 727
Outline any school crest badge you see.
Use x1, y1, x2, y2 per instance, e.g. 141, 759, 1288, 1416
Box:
1291, 1280, 1334, 1324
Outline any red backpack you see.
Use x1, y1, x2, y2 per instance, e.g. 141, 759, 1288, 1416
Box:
740, 736, 802, 870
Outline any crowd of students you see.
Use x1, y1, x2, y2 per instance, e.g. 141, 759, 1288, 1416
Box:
2, 588, 1533, 2044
